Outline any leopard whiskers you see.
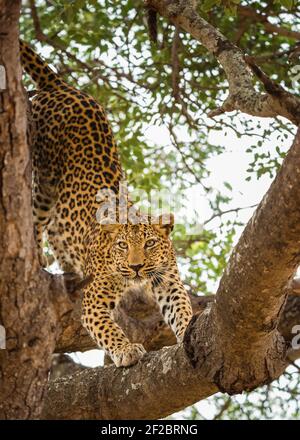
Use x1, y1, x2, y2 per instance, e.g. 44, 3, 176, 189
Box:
148, 267, 173, 286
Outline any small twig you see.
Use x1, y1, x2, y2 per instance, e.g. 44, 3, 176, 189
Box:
208, 99, 235, 118
168, 123, 209, 190
204, 204, 258, 226
233, 16, 250, 44
213, 397, 232, 420
146, 6, 158, 43
171, 27, 181, 101
245, 56, 286, 97
169, 27, 197, 128
29, 0, 45, 41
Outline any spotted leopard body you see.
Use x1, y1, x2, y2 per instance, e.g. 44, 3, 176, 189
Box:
20, 40, 193, 367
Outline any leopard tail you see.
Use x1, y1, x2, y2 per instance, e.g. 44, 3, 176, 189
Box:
19, 40, 62, 89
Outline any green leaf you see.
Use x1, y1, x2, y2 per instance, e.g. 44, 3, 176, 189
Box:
276, 0, 294, 9
201, 0, 220, 12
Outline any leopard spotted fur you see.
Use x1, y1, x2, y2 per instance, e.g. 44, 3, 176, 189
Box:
20, 40, 193, 367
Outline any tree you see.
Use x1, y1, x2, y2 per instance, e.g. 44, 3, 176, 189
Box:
0, 0, 300, 419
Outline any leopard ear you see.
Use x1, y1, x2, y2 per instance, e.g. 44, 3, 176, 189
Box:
153, 213, 174, 237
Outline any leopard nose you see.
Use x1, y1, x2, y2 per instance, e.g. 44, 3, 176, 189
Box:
129, 264, 144, 273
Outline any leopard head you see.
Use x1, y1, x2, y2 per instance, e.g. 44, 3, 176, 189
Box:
102, 214, 175, 283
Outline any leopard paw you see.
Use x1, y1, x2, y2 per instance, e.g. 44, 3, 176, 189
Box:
111, 343, 146, 367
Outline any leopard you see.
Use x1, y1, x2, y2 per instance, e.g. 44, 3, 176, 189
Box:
20, 40, 193, 367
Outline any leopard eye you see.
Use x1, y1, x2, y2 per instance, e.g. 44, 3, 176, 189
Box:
117, 241, 128, 250
145, 239, 156, 248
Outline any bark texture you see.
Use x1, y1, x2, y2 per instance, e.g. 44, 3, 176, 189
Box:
0, 0, 56, 419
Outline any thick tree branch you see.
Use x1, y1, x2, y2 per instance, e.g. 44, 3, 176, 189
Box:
42, 129, 300, 419
43, 343, 219, 420
144, 0, 300, 124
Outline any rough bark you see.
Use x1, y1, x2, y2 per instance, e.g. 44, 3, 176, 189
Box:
145, 0, 300, 124
41, 129, 300, 419
43, 344, 218, 420
0, 0, 56, 419
50, 354, 87, 380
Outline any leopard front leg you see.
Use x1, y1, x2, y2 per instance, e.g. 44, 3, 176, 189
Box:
82, 276, 146, 367
152, 269, 193, 342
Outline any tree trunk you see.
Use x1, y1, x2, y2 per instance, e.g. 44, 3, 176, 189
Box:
0, 0, 56, 419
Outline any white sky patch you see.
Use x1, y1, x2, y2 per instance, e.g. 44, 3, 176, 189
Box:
70, 349, 104, 367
